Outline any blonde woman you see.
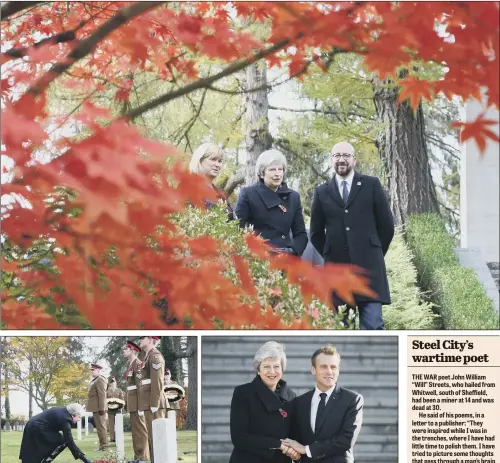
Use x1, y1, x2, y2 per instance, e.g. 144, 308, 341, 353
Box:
189, 142, 235, 219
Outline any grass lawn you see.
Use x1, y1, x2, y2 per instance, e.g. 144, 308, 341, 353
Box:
1, 429, 197, 463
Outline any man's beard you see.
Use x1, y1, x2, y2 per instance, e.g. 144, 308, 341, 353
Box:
334, 164, 353, 177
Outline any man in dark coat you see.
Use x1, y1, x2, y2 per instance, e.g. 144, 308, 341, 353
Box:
19, 404, 91, 463
310, 141, 394, 329
283, 345, 363, 463
235, 149, 308, 256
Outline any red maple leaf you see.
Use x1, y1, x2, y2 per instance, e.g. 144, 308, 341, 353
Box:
451, 114, 500, 154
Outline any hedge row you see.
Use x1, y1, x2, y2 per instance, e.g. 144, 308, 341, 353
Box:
175, 204, 437, 330
406, 213, 499, 330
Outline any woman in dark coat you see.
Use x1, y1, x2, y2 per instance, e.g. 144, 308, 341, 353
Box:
229, 341, 300, 463
189, 142, 235, 220
19, 404, 90, 463
235, 149, 308, 256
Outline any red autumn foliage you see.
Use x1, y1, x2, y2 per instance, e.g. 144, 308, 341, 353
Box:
1, 2, 498, 329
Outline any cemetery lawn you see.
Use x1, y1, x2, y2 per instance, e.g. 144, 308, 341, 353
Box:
0, 429, 197, 463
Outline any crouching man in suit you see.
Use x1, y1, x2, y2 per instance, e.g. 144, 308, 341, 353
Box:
282, 345, 363, 463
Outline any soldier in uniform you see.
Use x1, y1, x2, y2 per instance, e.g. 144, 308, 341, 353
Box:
86, 363, 108, 451
123, 340, 149, 463
138, 336, 170, 462
106, 376, 126, 443
163, 368, 185, 412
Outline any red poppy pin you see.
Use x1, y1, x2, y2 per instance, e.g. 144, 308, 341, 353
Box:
279, 408, 288, 419
279, 205, 287, 213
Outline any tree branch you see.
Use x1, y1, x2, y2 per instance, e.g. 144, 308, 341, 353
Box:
4, 30, 77, 58
29, 1, 162, 96
438, 200, 459, 218
274, 138, 330, 182
125, 36, 302, 120
207, 48, 348, 96
1, 1, 43, 20
176, 88, 208, 146
126, 34, 350, 121
223, 166, 246, 196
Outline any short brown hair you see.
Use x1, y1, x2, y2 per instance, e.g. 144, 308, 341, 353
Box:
311, 345, 341, 367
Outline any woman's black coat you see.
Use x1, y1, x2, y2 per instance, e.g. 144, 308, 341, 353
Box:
19, 407, 83, 463
229, 376, 296, 463
235, 181, 308, 256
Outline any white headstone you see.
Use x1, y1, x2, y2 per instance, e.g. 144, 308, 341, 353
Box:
152, 415, 177, 463
77, 419, 82, 440
85, 414, 89, 436
115, 414, 125, 459
5, 422, 11, 431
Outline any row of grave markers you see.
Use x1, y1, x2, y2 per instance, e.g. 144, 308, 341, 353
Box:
76, 411, 178, 463
2, 422, 25, 431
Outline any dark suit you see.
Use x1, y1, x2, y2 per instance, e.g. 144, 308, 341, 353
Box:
292, 385, 363, 463
235, 181, 308, 256
310, 172, 394, 328
230, 376, 296, 463
19, 407, 84, 463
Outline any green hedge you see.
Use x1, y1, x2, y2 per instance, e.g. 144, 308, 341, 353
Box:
173, 204, 436, 330
383, 229, 438, 330
406, 213, 499, 330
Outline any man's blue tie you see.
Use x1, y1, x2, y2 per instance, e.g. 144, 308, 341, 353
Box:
341, 180, 349, 205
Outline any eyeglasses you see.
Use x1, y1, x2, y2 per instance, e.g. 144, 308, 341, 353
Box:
332, 153, 353, 160
261, 365, 282, 372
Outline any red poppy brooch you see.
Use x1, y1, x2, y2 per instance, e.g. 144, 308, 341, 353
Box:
279, 205, 287, 213
279, 408, 288, 419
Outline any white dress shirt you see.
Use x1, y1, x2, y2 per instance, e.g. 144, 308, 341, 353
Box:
305, 385, 337, 457
335, 170, 355, 197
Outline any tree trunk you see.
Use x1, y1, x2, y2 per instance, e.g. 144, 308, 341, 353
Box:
29, 358, 33, 418
244, 61, 272, 186
373, 81, 439, 226
1, 338, 11, 420
183, 337, 197, 430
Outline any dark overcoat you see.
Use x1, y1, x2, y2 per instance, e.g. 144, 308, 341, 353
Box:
229, 376, 296, 463
310, 173, 394, 304
19, 407, 83, 463
291, 384, 364, 463
235, 181, 308, 256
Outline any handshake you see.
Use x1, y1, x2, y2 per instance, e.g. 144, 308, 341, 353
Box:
279, 438, 306, 461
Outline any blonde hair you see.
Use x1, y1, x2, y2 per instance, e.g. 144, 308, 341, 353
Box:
189, 143, 224, 174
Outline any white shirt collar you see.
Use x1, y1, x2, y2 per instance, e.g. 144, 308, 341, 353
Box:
314, 385, 336, 402
335, 170, 355, 188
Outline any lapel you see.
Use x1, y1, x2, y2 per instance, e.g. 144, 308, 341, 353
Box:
301, 390, 315, 437
315, 384, 341, 435
252, 375, 285, 412
330, 172, 364, 208
256, 181, 290, 210
346, 172, 363, 207
327, 178, 345, 208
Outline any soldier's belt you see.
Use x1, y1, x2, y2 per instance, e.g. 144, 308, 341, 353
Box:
127, 385, 137, 390
141, 379, 151, 385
